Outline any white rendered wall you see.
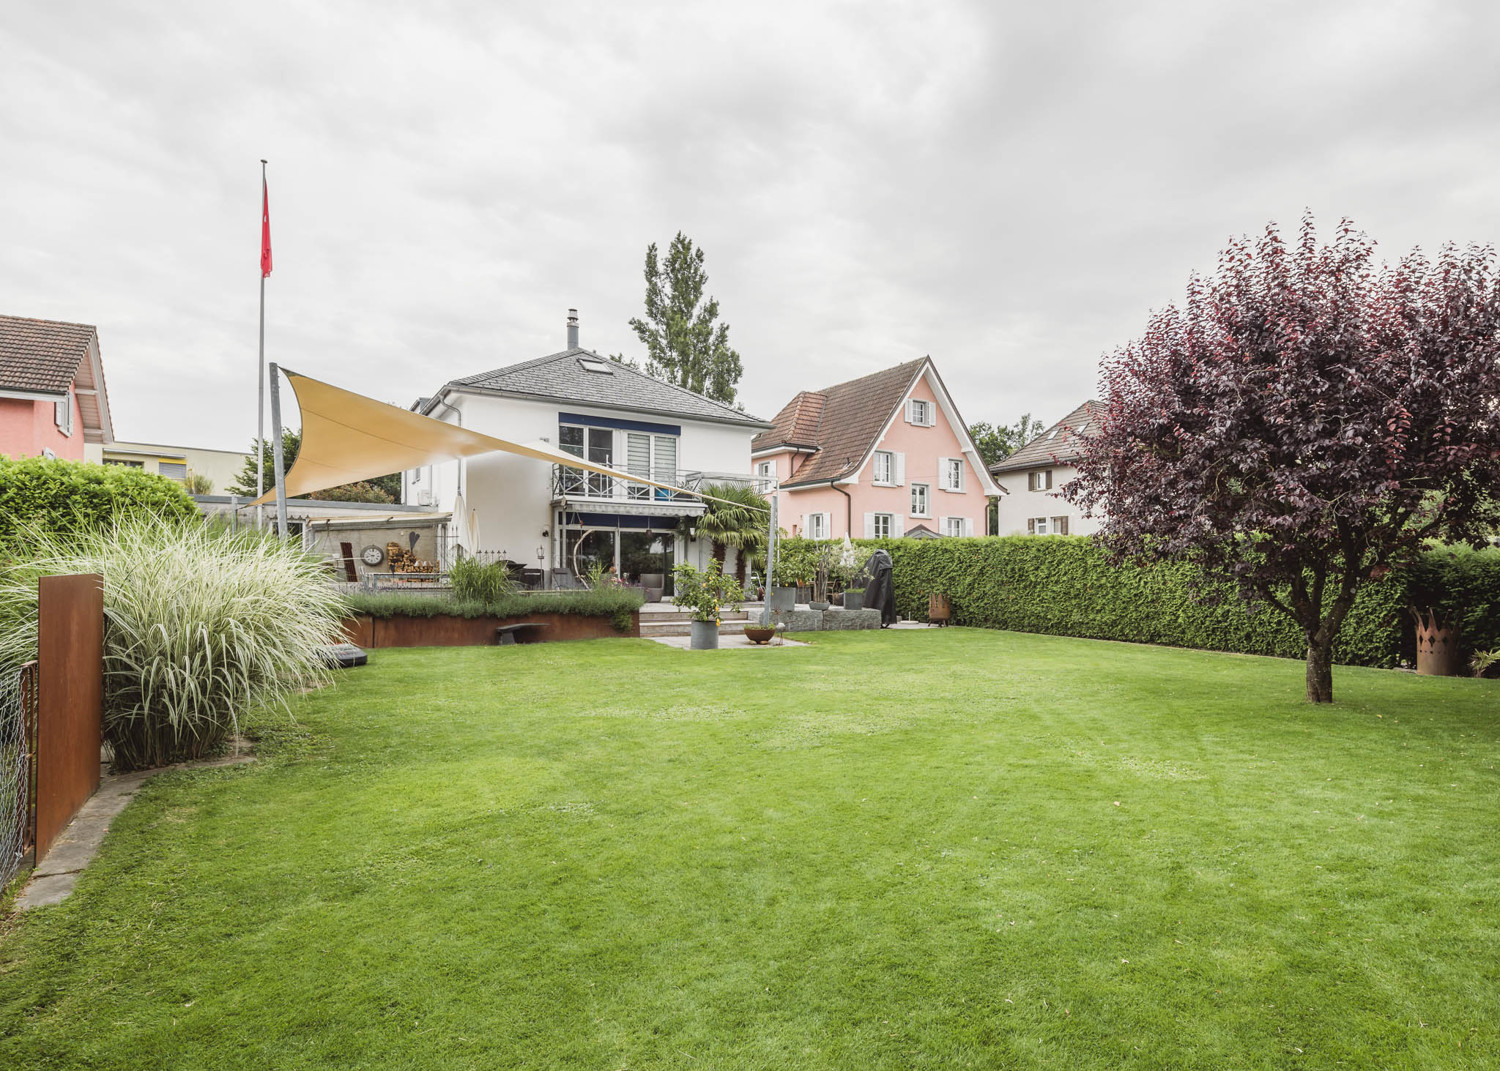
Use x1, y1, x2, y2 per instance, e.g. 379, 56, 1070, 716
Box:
992, 463, 1102, 537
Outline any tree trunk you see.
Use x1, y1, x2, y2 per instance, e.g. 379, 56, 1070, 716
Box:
711, 540, 727, 570
1305, 634, 1335, 703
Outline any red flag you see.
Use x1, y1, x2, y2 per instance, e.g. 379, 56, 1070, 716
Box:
260, 177, 273, 278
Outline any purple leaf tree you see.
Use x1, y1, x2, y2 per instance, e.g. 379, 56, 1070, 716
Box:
1071, 217, 1500, 701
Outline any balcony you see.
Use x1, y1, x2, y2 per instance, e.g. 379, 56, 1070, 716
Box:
550, 467, 760, 512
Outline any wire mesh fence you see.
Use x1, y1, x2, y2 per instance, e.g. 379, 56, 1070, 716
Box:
0, 661, 38, 891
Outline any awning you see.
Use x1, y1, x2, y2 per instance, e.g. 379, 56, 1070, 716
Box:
251, 369, 762, 511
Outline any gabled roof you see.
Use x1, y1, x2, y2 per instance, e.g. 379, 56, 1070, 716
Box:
755, 389, 826, 451
0, 314, 113, 443
433, 347, 769, 429
989, 400, 1098, 474
0, 315, 96, 395
752, 358, 927, 487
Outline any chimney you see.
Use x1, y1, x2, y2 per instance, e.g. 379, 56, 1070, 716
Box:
567, 308, 579, 349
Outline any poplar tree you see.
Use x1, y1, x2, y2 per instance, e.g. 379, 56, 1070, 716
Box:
628, 232, 743, 404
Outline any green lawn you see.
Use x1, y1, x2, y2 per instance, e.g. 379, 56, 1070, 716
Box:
2, 630, 1497, 1069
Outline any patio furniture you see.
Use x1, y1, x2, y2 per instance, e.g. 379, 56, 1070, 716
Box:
495, 623, 549, 646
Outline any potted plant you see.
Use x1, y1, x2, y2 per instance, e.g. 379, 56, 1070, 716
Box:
743, 622, 776, 644
836, 538, 871, 611
672, 560, 742, 649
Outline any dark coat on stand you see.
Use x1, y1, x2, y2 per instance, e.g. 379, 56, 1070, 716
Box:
864, 549, 897, 627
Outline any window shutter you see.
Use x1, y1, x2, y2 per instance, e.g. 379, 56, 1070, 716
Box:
891, 516, 904, 538
937, 458, 949, 491
863, 513, 876, 538
800, 514, 809, 537
924, 403, 936, 427
963, 517, 974, 537
1027, 517, 1036, 535
894, 453, 905, 487
1044, 470, 1053, 490
904, 400, 915, 424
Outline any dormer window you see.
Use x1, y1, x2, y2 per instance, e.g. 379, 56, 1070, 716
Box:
577, 357, 614, 374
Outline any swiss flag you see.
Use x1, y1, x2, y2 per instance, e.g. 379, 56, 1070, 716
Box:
260, 177, 273, 278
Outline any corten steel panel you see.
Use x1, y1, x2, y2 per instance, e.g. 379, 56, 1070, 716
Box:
35, 573, 104, 863
348, 611, 638, 648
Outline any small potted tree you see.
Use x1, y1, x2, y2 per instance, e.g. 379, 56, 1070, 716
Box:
672, 560, 742, 649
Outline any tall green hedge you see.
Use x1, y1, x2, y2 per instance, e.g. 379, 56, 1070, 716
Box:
776, 536, 1499, 667
0, 456, 201, 548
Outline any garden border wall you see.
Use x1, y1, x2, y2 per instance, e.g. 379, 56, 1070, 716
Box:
344, 611, 639, 648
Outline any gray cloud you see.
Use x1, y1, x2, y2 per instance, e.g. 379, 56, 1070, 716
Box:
4, 0, 1499, 448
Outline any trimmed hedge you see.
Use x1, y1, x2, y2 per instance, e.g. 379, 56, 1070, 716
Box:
0, 456, 200, 547
344, 588, 646, 633
777, 536, 1500, 667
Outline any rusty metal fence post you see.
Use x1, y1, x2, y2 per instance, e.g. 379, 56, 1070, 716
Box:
34, 573, 104, 865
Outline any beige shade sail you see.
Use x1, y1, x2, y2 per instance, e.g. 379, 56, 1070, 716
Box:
250, 368, 763, 511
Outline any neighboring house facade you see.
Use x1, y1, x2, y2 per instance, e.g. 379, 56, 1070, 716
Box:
990, 400, 1100, 536
0, 315, 113, 460
83, 441, 248, 492
407, 312, 770, 585
751, 357, 1001, 540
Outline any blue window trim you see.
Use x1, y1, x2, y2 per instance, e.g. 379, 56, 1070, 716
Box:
559, 411, 680, 436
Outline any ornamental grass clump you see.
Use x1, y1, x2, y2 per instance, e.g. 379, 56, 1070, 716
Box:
0, 519, 346, 770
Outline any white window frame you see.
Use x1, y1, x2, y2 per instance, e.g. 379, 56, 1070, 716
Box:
939, 457, 964, 492
872, 513, 895, 539
54, 394, 73, 436
1028, 516, 1050, 535
806, 512, 830, 540
943, 516, 971, 538
906, 398, 934, 427
910, 482, 930, 517
1051, 515, 1070, 536
872, 450, 894, 486
1028, 469, 1053, 492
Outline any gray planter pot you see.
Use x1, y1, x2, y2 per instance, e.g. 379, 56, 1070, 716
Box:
689, 619, 720, 650
768, 586, 796, 613
842, 589, 864, 612
809, 600, 830, 611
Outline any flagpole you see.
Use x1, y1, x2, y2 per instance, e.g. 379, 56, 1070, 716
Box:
256, 159, 268, 530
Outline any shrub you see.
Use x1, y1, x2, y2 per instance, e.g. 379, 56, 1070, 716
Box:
344, 587, 646, 633
0, 519, 346, 770
0, 456, 200, 549
773, 535, 1499, 668
449, 556, 517, 604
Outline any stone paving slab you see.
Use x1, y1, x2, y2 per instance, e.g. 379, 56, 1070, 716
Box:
648, 634, 809, 650
16, 745, 255, 912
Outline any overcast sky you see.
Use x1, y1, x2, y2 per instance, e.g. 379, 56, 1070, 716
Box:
5, 1, 1500, 452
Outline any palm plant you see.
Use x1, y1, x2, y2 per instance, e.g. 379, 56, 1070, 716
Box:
691, 483, 769, 585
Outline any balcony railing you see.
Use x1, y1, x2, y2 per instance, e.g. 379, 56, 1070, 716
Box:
551, 466, 764, 503
552, 465, 689, 503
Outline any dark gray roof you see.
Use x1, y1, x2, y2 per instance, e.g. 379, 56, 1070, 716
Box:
436, 348, 769, 428
990, 400, 1098, 474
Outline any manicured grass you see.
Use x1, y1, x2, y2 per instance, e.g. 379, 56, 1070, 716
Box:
1, 630, 1497, 1069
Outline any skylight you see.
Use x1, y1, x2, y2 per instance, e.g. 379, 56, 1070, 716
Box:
577, 358, 614, 374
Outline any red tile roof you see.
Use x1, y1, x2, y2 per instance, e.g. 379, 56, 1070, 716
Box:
752, 358, 927, 487
0, 315, 97, 395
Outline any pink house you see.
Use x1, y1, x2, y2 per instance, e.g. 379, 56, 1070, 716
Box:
751, 357, 1001, 539
0, 316, 113, 460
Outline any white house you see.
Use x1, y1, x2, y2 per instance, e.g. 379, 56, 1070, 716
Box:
990, 400, 1101, 536
406, 311, 770, 588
